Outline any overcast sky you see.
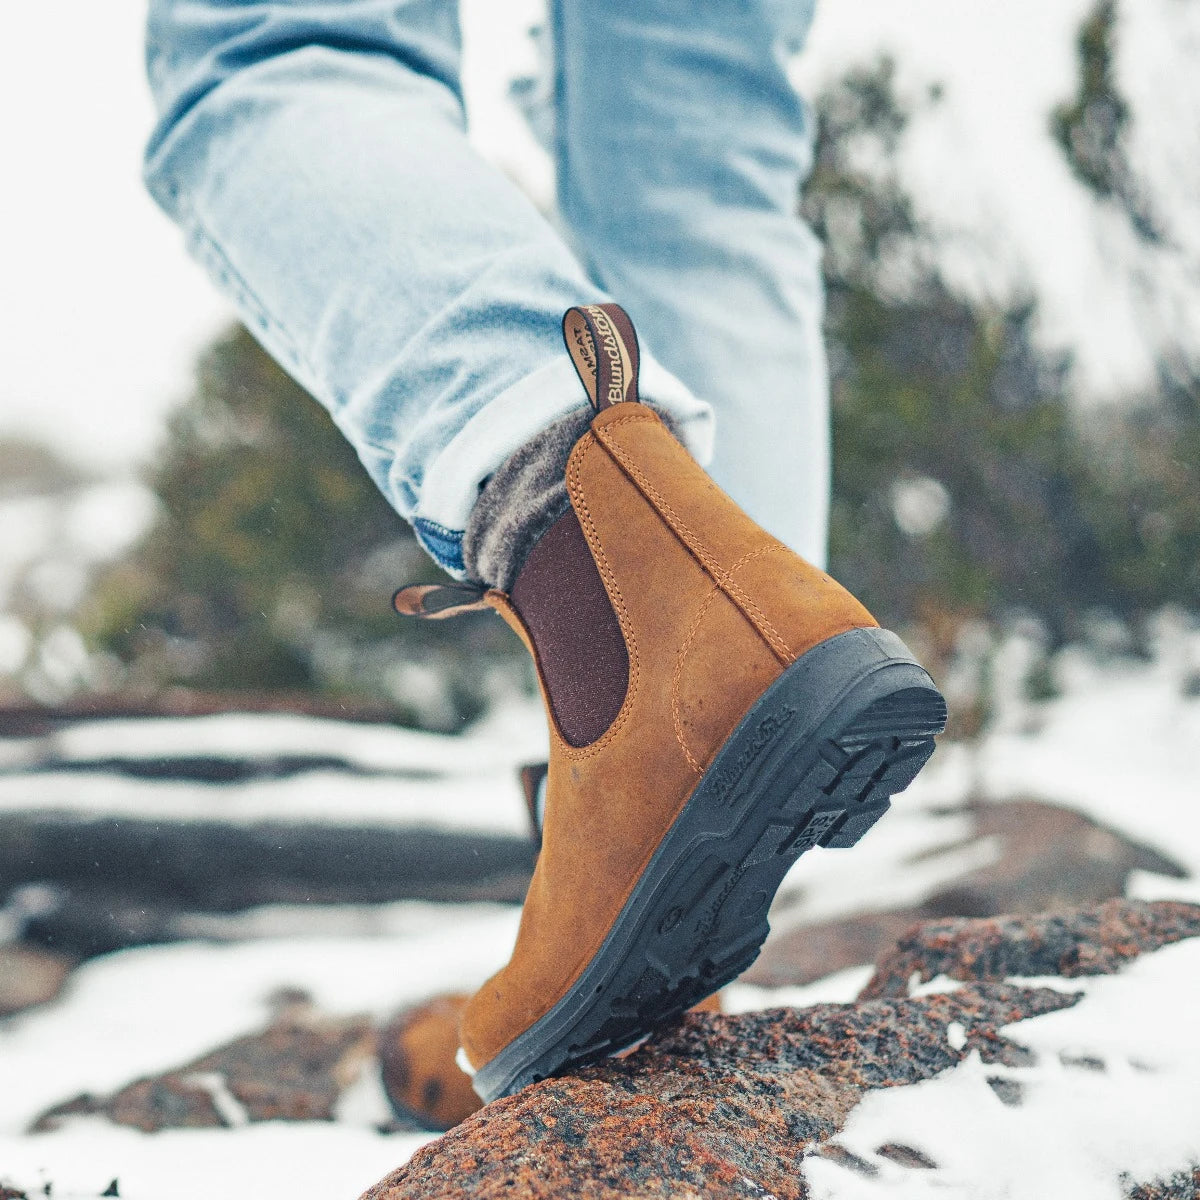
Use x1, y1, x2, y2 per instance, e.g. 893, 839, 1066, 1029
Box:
1, 0, 1193, 477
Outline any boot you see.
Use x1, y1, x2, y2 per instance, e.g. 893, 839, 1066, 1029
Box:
394, 303, 946, 1102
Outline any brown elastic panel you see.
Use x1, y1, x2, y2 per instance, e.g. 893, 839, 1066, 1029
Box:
509, 507, 629, 748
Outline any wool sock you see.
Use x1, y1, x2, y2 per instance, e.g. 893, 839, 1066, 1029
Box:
462, 404, 679, 591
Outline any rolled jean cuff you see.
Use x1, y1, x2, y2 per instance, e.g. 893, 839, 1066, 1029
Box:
411, 351, 716, 576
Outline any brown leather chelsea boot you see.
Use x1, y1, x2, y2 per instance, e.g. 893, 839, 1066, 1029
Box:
394, 303, 946, 1102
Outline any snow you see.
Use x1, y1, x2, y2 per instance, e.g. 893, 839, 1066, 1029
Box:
977, 626, 1200, 880
7, 709, 543, 774
0, 1123, 433, 1200
0, 707, 549, 835
724, 966, 875, 1015
0, 903, 519, 1131
807, 939, 1200, 1199
0, 905, 517, 1199
0, 634, 1198, 1197
0, 761, 535, 833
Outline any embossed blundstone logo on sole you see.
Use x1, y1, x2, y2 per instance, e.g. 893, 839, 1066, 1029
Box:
694, 861, 748, 943
708, 706, 797, 809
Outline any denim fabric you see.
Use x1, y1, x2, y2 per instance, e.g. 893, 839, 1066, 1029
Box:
144, 0, 827, 573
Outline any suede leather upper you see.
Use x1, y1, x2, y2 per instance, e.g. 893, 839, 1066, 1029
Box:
461, 405, 876, 1071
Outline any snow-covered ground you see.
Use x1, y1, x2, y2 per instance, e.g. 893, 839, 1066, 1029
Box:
808, 939, 1200, 1199
0, 704, 547, 835
1, 621, 1198, 1198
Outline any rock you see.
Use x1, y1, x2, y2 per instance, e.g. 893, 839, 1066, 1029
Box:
380, 992, 723, 1133
920, 799, 1184, 917
860, 897, 1200, 999
747, 798, 1185, 988
8, 818, 533, 959
0, 1186, 29, 1200
365, 984, 1073, 1199
33, 998, 374, 1133
0, 944, 74, 1018
361, 900, 1200, 1200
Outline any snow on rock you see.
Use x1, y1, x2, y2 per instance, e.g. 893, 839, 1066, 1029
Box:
0, 903, 521, 1199
811, 938, 1200, 1199
358, 900, 1200, 1200
0, 903, 520, 1135
977, 630, 1200, 882
0, 706, 547, 836
859, 898, 1197, 1000
1, 638, 1197, 1198
32, 1000, 377, 1133
0, 768, 530, 836
3, 894, 1197, 1200
754, 797, 1185, 989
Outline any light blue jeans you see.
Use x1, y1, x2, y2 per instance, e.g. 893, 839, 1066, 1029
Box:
144, 0, 828, 575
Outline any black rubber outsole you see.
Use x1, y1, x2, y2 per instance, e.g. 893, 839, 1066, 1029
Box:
472, 626, 947, 1103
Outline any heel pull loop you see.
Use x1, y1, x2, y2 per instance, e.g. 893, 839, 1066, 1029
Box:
392, 581, 490, 619
562, 304, 641, 412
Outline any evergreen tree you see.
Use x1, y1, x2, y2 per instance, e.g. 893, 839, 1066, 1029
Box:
1051, 0, 1161, 243
84, 326, 523, 728
807, 59, 1196, 638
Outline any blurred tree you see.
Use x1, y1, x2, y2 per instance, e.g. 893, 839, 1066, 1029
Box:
84, 326, 524, 729
1046, 0, 1200, 616
81, 54, 1199, 725
1050, 0, 1161, 243
0, 437, 90, 499
1074, 370, 1200, 613
807, 58, 1198, 640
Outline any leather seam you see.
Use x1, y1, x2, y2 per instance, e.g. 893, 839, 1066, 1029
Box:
595, 413, 796, 664
670, 586, 719, 776
669, 543, 789, 774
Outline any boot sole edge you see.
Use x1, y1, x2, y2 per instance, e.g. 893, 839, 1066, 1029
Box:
472, 625, 947, 1103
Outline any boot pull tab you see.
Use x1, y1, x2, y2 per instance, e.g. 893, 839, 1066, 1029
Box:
393, 581, 489, 619
562, 304, 641, 412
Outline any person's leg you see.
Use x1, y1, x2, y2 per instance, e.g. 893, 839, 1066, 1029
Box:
549, 0, 829, 566
143, 0, 713, 575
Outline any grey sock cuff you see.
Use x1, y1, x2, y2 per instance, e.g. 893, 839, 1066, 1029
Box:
462, 407, 592, 591
462, 403, 680, 591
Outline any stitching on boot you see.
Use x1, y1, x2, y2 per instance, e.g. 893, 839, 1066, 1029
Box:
671, 585, 720, 775
595, 412, 794, 660
594, 414, 795, 664
670, 544, 788, 774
